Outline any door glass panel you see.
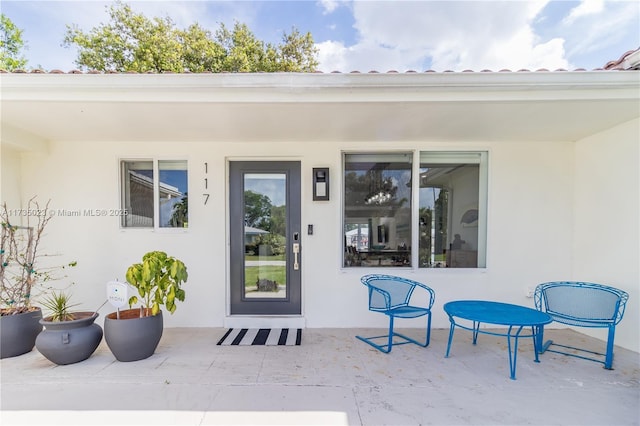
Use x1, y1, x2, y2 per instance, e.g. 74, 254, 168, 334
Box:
243, 173, 287, 299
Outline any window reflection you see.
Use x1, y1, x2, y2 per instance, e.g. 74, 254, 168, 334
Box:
419, 152, 485, 268
343, 153, 412, 267
159, 160, 188, 228
121, 160, 154, 227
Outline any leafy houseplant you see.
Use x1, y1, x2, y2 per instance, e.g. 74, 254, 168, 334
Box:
125, 250, 188, 317
36, 291, 103, 365
104, 251, 188, 362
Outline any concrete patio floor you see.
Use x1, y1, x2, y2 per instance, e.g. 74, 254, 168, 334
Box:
1, 327, 638, 426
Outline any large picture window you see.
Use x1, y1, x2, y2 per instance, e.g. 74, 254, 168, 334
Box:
120, 159, 188, 229
343, 153, 412, 267
419, 152, 487, 268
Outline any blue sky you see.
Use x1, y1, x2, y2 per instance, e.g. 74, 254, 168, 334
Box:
2, 0, 638, 72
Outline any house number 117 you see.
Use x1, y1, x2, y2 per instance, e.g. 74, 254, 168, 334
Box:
203, 162, 210, 205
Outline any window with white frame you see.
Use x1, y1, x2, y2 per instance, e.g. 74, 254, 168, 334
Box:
342, 151, 487, 269
120, 160, 188, 229
418, 152, 487, 268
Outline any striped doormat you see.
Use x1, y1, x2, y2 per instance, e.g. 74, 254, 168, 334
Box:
217, 328, 302, 346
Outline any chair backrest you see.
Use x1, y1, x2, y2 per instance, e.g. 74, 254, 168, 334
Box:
361, 274, 433, 312
534, 281, 629, 327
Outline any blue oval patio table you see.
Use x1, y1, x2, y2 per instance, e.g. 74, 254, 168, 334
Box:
443, 300, 553, 380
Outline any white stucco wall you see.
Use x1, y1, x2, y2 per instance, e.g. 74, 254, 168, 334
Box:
573, 118, 639, 353
0, 145, 22, 211
11, 138, 580, 333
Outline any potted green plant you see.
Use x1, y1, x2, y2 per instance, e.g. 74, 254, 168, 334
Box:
104, 251, 187, 362
0, 197, 75, 359
35, 291, 103, 365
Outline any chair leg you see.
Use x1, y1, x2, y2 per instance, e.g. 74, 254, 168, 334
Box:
536, 325, 554, 354
354, 316, 395, 353
604, 325, 616, 370
355, 334, 392, 353
391, 313, 431, 348
355, 313, 432, 353
387, 315, 395, 352
535, 326, 616, 370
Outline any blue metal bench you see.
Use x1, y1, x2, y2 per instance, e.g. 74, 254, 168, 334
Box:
356, 274, 435, 353
534, 281, 629, 369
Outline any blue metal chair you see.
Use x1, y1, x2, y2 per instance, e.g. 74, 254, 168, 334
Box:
356, 274, 435, 353
534, 281, 629, 369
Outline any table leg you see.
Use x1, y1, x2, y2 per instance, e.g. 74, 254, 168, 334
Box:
472, 321, 480, 344
507, 325, 524, 380
445, 321, 456, 358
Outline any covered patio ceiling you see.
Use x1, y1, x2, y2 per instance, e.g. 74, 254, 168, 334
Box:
1, 71, 638, 149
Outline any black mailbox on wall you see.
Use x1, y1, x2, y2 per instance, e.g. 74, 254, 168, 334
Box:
313, 168, 329, 201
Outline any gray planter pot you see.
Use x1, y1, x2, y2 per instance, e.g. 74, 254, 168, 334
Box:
36, 312, 103, 365
0, 308, 43, 359
104, 309, 163, 362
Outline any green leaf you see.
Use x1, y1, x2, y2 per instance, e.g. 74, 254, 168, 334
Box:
125, 267, 135, 285
176, 289, 186, 302
128, 295, 138, 307
142, 261, 151, 282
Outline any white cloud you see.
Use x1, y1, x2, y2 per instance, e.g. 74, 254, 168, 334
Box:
564, 0, 605, 24
317, 0, 573, 72
317, 39, 421, 72
317, 40, 349, 71
529, 38, 568, 69
561, 2, 639, 58
318, 0, 341, 15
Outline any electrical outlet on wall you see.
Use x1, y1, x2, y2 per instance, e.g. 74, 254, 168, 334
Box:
525, 287, 535, 298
